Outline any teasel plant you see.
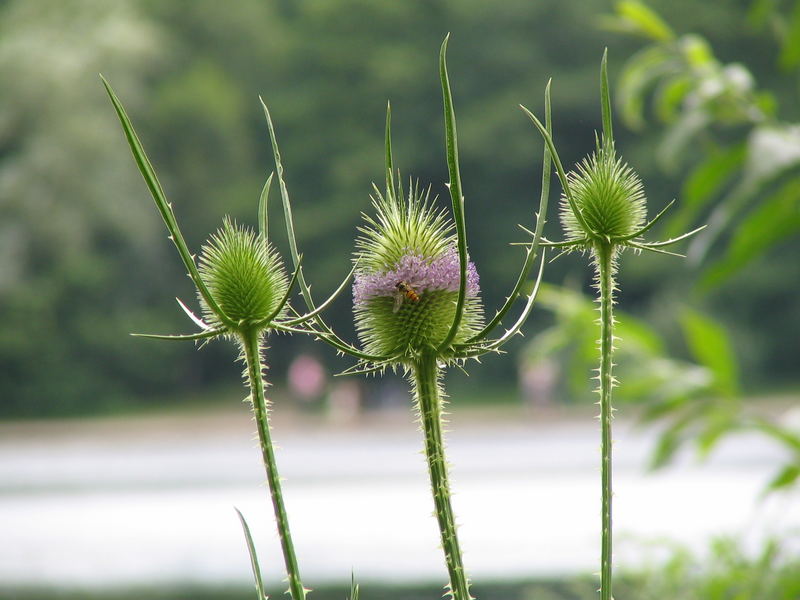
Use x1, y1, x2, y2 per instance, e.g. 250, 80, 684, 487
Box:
517, 51, 707, 600
261, 36, 551, 600
101, 78, 356, 600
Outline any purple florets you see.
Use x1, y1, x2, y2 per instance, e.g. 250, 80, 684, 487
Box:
353, 247, 480, 306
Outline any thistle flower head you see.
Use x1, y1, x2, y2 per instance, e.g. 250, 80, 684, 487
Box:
352, 181, 483, 360
198, 217, 289, 331
561, 138, 647, 248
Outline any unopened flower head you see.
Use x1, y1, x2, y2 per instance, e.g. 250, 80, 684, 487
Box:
353, 181, 483, 359
561, 139, 647, 247
198, 218, 289, 330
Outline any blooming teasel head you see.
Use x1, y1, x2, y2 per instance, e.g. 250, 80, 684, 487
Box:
352, 180, 484, 360
271, 36, 553, 378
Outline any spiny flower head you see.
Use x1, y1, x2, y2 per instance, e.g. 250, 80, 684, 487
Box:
561, 138, 647, 248
198, 217, 289, 331
353, 181, 484, 360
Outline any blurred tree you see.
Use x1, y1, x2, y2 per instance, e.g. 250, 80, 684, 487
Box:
0, 0, 195, 415
1, 0, 797, 416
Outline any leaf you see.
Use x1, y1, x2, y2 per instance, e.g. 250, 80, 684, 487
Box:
101, 76, 233, 328
235, 508, 268, 600
680, 34, 715, 68
653, 75, 692, 123
779, 1, 800, 69
669, 143, 746, 236
765, 464, 800, 492
437, 34, 468, 351
615, 1, 675, 41
348, 572, 360, 600
616, 45, 676, 130
701, 178, 800, 289
615, 316, 665, 354
680, 309, 739, 398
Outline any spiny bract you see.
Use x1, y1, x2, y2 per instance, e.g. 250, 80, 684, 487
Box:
352, 181, 483, 360
561, 139, 647, 246
198, 218, 289, 330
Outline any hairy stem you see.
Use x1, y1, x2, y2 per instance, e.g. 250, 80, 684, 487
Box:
596, 244, 615, 600
241, 331, 306, 600
414, 350, 472, 600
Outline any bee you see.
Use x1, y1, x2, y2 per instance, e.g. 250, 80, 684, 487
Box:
393, 280, 421, 313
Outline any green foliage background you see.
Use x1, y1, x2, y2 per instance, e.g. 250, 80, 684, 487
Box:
1, 0, 797, 416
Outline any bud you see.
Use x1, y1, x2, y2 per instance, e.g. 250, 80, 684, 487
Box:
561, 139, 647, 247
198, 218, 289, 330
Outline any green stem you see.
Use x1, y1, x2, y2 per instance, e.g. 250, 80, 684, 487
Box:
414, 350, 472, 600
596, 244, 615, 600
241, 330, 307, 600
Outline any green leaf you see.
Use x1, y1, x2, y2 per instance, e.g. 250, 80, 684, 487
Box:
780, 1, 800, 69
680, 309, 739, 398
680, 34, 715, 68
765, 464, 800, 492
258, 172, 274, 241
437, 34, 468, 351
616, 45, 676, 130
600, 48, 614, 143
101, 76, 234, 328
670, 143, 746, 236
235, 508, 268, 600
748, 0, 778, 28
653, 75, 692, 123
701, 178, 800, 289
348, 572, 360, 600
467, 80, 551, 343
615, 315, 665, 354
615, 1, 674, 41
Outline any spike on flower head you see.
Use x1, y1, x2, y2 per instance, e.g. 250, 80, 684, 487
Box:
197, 218, 289, 330
561, 138, 647, 247
353, 180, 484, 359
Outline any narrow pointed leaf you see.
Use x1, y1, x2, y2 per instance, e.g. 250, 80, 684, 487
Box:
101, 76, 233, 328
260, 98, 373, 362
260, 98, 320, 320
467, 81, 552, 342
235, 508, 268, 600
258, 172, 274, 241
348, 572, 360, 600
600, 49, 614, 143
520, 104, 594, 236
460, 251, 546, 354
385, 101, 395, 199
437, 34, 469, 351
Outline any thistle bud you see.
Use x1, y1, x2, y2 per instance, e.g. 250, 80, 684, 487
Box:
197, 218, 289, 330
561, 140, 647, 247
352, 183, 483, 359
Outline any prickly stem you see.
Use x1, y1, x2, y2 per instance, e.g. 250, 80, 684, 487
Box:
414, 350, 472, 600
596, 243, 615, 600
241, 330, 307, 600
